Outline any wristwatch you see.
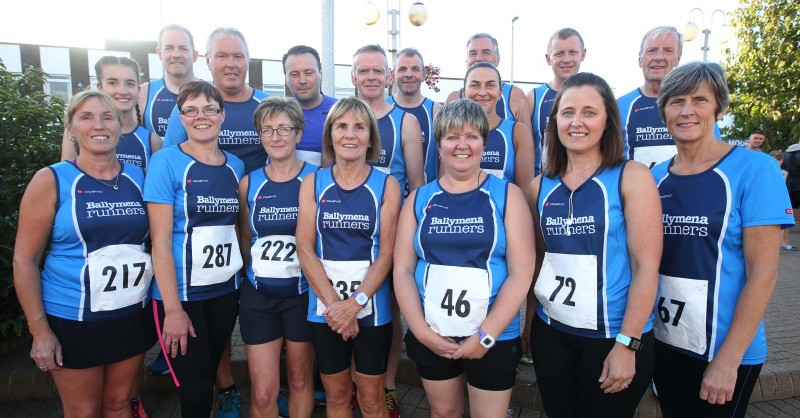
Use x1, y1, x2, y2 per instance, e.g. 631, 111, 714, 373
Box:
351, 291, 369, 308
615, 333, 643, 351
477, 328, 496, 349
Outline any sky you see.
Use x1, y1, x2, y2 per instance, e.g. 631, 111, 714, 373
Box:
1, 0, 739, 98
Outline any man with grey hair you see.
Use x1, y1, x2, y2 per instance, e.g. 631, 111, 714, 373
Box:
344, 44, 424, 193
163, 27, 270, 172
527, 28, 586, 176
139, 24, 199, 138
446, 33, 531, 127
388, 47, 442, 183
618, 26, 684, 168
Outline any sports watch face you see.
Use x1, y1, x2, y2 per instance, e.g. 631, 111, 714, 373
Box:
629, 339, 642, 351
481, 336, 494, 347
354, 292, 369, 306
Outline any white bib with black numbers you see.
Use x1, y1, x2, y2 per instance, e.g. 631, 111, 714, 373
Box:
484, 169, 505, 180
534, 252, 598, 330
653, 274, 708, 355
423, 264, 490, 337
316, 259, 373, 319
88, 244, 153, 312
250, 235, 300, 279
190, 224, 243, 286
633, 145, 678, 169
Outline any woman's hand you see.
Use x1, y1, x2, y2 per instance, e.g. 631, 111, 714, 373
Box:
30, 330, 62, 372
598, 343, 636, 394
452, 333, 489, 360
699, 355, 739, 404
323, 299, 361, 334
162, 309, 196, 357
417, 328, 461, 359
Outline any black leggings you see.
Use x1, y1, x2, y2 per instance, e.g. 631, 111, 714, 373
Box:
653, 341, 762, 418
531, 315, 655, 418
155, 291, 239, 418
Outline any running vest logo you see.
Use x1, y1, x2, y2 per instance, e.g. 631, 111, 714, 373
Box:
257, 194, 277, 200
544, 202, 564, 207
426, 204, 449, 211
219, 129, 261, 145
155, 98, 174, 103
321, 212, 370, 230
117, 153, 143, 166
633, 105, 655, 112
195, 195, 239, 213
258, 205, 299, 222
157, 117, 170, 125
76, 189, 102, 194
186, 178, 209, 184
85, 201, 145, 218
481, 150, 501, 163
320, 199, 342, 204
427, 216, 484, 234
635, 126, 672, 142
544, 215, 596, 236
662, 213, 708, 237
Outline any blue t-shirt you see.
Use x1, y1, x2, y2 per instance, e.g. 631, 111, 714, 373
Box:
42, 161, 151, 321
482, 119, 517, 183
536, 162, 653, 338
117, 125, 153, 171
530, 84, 557, 176
163, 89, 270, 172
412, 174, 519, 340
244, 162, 318, 297
371, 106, 410, 193
618, 88, 721, 168
142, 78, 178, 138
143, 145, 245, 301
651, 147, 794, 364
387, 96, 438, 183
296, 95, 337, 166
307, 166, 394, 326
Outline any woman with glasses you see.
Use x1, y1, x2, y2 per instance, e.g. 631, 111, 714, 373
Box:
297, 97, 401, 418
144, 80, 245, 417
238, 97, 317, 417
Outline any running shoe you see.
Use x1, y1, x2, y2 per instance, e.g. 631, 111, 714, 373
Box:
149, 351, 170, 375
313, 389, 327, 406
130, 397, 148, 418
385, 388, 400, 418
518, 355, 534, 365
780, 245, 797, 251
277, 389, 289, 417
216, 387, 242, 418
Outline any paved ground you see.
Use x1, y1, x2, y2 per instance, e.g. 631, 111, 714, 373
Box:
2, 233, 799, 417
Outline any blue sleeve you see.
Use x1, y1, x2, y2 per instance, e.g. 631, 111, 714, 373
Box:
741, 156, 796, 229
162, 106, 187, 147
143, 152, 178, 205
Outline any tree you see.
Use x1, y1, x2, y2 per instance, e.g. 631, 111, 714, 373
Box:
0, 59, 64, 338
723, 0, 800, 150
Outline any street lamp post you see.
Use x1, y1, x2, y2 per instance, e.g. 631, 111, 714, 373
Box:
364, 1, 428, 64
684, 8, 732, 62
511, 16, 519, 84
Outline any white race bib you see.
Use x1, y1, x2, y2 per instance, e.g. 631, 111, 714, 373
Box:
374, 166, 391, 175
423, 264, 490, 337
534, 252, 598, 330
633, 145, 677, 169
316, 260, 373, 319
250, 235, 300, 279
484, 168, 505, 179
190, 224, 243, 286
653, 274, 708, 355
295, 150, 321, 166
88, 244, 153, 312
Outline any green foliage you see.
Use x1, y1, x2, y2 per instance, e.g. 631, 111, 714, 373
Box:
723, 0, 800, 150
0, 59, 64, 336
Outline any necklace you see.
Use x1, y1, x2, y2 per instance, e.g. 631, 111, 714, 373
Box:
95, 171, 120, 189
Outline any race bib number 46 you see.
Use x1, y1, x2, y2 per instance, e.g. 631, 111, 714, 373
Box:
88, 244, 153, 312
424, 264, 490, 337
534, 252, 598, 330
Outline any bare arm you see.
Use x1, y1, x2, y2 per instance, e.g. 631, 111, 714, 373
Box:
510, 85, 532, 133
513, 122, 535, 202
150, 131, 163, 154
599, 162, 662, 393
445, 89, 460, 103
401, 114, 425, 192
393, 189, 460, 357
700, 224, 780, 404
522, 174, 545, 356
138, 82, 150, 123
454, 184, 536, 359
12, 168, 62, 370
148, 202, 196, 356
237, 175, 252, 268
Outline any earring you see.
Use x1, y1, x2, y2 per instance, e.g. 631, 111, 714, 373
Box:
70, 136, 77, 142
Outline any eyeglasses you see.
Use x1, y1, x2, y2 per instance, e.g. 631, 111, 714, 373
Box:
180, 107, 222, 117
259, 127, 297, 137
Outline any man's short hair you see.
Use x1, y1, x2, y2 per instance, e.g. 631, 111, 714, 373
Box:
352, 44, 388, 70
159, 24, 195, 51
395, 47, 425, 69
206, 27, 249, 59
547, 28, 584, 53
282, 45, 322, 74
639, 26, 683, 57
466, 33, 499, 54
